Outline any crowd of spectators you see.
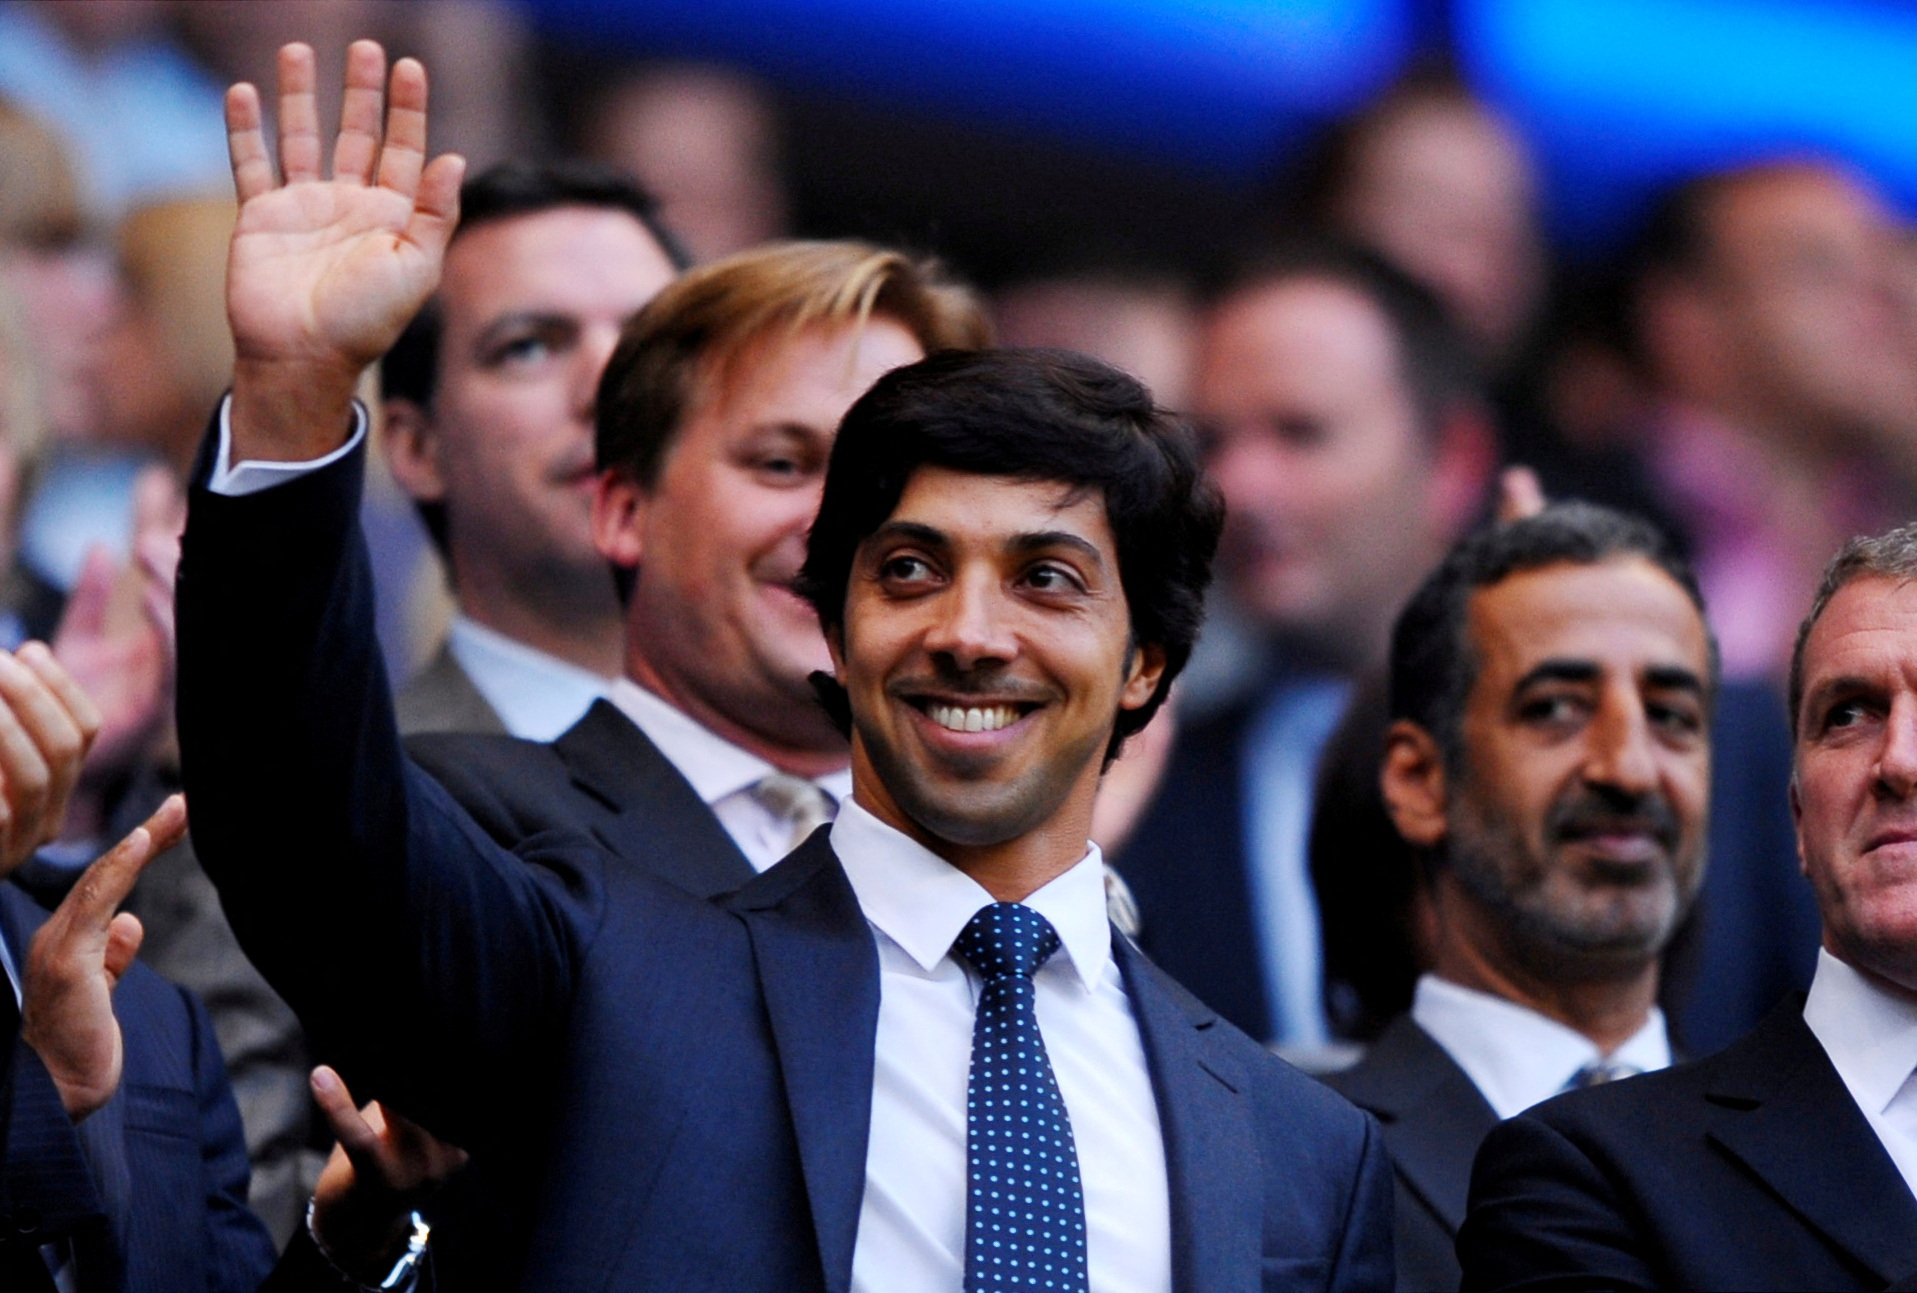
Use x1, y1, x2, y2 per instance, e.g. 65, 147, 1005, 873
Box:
1, 2, 1916, 1290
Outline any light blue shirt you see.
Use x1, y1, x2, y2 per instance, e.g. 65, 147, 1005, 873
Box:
1239, 675, 1351, 1048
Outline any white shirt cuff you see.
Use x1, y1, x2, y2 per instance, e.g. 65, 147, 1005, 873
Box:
206, 393, 367, 496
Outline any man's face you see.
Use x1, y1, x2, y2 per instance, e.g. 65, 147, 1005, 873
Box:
1198, 277, 1440, 666
1444, 558, 1713, 976
616, 318, 925, 753
832, 467, 1164, 850
1792, 575, 1917, 991
411, 206, 677, 604
1703, 168, 1912, 445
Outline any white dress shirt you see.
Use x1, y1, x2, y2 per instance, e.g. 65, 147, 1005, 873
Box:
1411, 974, 1673, 1119
1803, 947, 1917, 1203
609, 678, 853, 872
835, 799, 1171, 1293
443, 615, 611, 743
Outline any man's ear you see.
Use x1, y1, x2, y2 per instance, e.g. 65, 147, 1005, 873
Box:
1381, 718, 1449, 849
1789, 771, 1809, 878
382, 398, 445, 504
1429, 402, 1499, 541
1118, 642, 1168, 712
592, 468, 648, 569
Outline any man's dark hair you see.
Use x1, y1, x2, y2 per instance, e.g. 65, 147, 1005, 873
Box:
799, 347, 1224, 761
1389, 502, 1716, 762
379, 160, 689, 555
1208, 239, 1483, 440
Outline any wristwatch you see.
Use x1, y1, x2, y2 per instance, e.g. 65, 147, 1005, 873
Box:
306, 1200, 432, 1291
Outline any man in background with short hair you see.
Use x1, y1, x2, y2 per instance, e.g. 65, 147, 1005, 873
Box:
1117, 242, 1494, 1053
1327, 502, 1712, 1290
379, 159, 685, 739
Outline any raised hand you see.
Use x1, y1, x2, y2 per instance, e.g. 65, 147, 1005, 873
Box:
22, 795, 187, 1119
308, 1065, 469, 1281
225, 41, 465, 462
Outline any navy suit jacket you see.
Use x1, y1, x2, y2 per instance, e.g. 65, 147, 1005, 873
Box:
1323, 1018, 1498, 1293
178, 438, 1395, 1292
1460, 1001, 1917, 1292
0, 883, 274, 1293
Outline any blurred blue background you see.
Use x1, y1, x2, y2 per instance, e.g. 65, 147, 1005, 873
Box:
525, 0, 1917, 248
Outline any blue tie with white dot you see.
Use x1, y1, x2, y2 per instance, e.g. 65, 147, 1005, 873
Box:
952, 902, 1089, 1293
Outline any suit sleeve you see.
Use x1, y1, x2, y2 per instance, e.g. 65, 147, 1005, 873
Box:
177, 429, 600, 1153
1458, 1113, 1659, 1293
1326, 1111, 1396, 1293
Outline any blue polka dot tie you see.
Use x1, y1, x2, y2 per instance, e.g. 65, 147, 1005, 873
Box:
952, 902, 1088, 1293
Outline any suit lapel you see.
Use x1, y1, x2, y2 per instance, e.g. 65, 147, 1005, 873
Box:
729, 837, 881, 1293
557, 701, 757, 897
1116, 936, 1262, 1293
1705, 1010, 1917, 1281
1331, 1017, 1496, 1233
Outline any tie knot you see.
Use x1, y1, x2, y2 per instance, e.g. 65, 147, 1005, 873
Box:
1567, 1059, 1642, 1089
954, 902, 1060, 982
750, 772, 835, 851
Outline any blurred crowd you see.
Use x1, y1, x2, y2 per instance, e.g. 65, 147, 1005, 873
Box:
2, 0, 1917, 1288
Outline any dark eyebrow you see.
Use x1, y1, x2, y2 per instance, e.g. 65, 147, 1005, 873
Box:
1514, 659, 1600, 690
1644, 664, 1706, 695
865, 520, 948, 551
1007, 530, 1106, 570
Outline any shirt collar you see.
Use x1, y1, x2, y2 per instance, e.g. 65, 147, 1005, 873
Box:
445, 615, 612, 742
1411, 973, 1672, 1120
609, 676, 854, 807
830, 797, 1111, 989
1804, 947, 1917, 1116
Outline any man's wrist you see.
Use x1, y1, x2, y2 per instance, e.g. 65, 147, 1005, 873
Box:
307, 1197, 430, 1290
230, 357, 364, 464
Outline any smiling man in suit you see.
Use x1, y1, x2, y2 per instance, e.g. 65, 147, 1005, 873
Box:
405, 237, 990, 900
174, 41, 1392, 1292
1323, 504, 1713, 1291
1461, 522, 1917, 1291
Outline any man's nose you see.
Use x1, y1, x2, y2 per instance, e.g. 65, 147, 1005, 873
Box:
923, 570, 1017, 672
1875, 694, 1917, 800
1584, 693, 1659, 797
572, 324, 621, 421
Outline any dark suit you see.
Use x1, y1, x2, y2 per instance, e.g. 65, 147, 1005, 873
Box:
407, 699, 756, 900
404, 702, 759, 1288
1460, 1001, 1917, 1291
179, 438, 1395, 1291
0, 883, 276, 1293
1324, 1018, 1497, 1292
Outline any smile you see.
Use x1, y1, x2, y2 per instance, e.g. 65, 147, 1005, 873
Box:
925, 703, 1023, 733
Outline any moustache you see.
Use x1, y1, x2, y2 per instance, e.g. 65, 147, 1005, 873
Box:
1546, 789, 1683, 853
885, 662, 1057, 707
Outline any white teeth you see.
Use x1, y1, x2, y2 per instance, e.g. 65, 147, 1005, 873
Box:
927, 704, 1020, 733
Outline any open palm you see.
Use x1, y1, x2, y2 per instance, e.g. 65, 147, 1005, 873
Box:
224, 42, 463, 450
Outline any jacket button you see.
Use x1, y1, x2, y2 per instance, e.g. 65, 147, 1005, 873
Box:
13, 1206, 38, 1235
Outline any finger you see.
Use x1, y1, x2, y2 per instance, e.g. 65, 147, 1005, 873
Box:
0, 657, 58, 846
402, 153, 466, 260
374, 56, 429, 198
311, 1066, 385, 1165
332, 40, 387, 185
1496, 465, 1547, 523
17, 642, 104, 747
103, 912, 143, 983
0, 646, 88, 776
276, 43, 323, 184
64, 796, 187, 927
225, 83, 275, 204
